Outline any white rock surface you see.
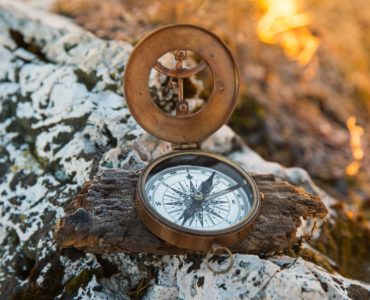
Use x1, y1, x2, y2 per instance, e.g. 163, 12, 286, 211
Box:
0, 1, 369, 299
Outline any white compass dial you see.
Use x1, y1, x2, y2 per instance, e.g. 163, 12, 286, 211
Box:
145, 165, 252, 231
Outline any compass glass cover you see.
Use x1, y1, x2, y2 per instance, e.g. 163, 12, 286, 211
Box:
144, 153, 256, 232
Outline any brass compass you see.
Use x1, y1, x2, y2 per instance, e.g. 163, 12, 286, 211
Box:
124, 25, 260, 262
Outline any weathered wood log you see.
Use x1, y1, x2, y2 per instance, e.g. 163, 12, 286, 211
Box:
55, 168, 327, 254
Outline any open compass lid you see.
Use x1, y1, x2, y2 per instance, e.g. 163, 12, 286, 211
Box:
123, 24, 239, 144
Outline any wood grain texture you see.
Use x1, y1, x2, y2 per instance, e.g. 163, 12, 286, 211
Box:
55, 169, 327, 254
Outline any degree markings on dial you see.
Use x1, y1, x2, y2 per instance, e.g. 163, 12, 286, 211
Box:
168, 207, 183, 215
204, 206, 226, 220
164, 200, 184, 206
163, 182, 185, 197
203, 216, 209, 226
205, 212, 216, 225
189, 179, 196, 194
189, 214, 196, 226
209, 204, 228, 212
164, 193, 179, 200
178, 181, 188, 194
208, 200, 228, 205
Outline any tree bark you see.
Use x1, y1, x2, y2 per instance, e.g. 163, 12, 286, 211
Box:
55, 168, 327, 254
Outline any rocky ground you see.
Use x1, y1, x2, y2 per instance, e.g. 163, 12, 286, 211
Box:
0, 1, 370, 299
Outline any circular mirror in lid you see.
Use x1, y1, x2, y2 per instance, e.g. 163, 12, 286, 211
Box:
123, 24, 239, 144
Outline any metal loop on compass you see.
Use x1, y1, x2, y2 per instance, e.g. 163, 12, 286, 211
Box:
206, 245, 234, 274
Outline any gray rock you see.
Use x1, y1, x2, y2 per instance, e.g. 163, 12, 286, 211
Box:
0, 1, 369, 299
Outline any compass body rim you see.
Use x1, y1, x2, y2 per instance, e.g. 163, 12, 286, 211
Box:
136, 150, 261, 252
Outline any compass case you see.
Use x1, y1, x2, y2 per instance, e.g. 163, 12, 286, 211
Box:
124, 24, 260, 252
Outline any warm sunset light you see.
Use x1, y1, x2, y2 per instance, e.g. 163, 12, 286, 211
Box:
257, 0, 319, 65
346, 116, 364, 176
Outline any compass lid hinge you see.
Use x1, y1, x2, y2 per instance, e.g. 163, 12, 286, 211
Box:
172, 142, 200, 151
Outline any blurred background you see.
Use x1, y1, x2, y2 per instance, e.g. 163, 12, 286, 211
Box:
20, 0, 370, 281
49, 0, 370, 212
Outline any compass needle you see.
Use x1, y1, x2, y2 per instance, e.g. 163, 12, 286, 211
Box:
199, 171, 216, 196
205, 183, 246, 201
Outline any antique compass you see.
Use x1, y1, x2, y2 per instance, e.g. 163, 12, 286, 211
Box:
124, 25, 260, 269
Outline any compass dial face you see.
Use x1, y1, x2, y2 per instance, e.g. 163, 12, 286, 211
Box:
145, 165, 251, 231
142, 153, 257, 233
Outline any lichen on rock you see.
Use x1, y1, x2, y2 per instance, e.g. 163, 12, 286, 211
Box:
0, 1, 369, 299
